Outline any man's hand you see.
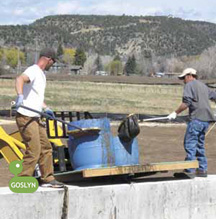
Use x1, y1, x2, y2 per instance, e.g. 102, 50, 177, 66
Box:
167, 111, 177, 120
44, 107, 55, 119
15, 94, 24, 110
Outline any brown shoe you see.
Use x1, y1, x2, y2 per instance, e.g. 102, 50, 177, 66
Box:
196, 170, 207, 177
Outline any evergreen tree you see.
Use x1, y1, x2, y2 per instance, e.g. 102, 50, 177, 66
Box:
95, 55, 103, 71
125, 56, 131, 76
125, 55, 137, 75
57, 43, 64, 57
74, 48, 87, 66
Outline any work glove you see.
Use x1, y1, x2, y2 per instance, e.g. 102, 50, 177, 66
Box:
44, 107, 55, 119
167, 111, 177, 120
15, 94, 24, 110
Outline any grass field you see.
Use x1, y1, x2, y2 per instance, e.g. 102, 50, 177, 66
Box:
45, 80, 184, 114
0, 78, 186, 115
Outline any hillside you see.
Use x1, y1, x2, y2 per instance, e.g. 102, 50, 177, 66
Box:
0, 15, 216, 57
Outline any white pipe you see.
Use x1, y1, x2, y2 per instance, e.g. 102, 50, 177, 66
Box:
143, 116, 169, 122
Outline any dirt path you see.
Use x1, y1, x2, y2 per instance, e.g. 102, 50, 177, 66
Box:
1, 122, 216, 187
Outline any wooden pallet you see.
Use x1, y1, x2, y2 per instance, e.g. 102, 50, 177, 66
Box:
54, 160, 198, 182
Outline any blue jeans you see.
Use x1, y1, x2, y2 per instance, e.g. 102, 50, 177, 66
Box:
184, 119, 209, 173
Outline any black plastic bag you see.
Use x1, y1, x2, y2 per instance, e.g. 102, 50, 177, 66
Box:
118, 114, 140, 142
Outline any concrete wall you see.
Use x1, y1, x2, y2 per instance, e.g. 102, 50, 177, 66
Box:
1, 175, 216, 219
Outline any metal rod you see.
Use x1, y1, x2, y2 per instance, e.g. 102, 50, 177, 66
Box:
143, 116, 169, 122
11, 102, 83, 130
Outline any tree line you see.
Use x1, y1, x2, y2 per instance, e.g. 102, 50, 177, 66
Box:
0, 43, 216, 79
2, 44, 216, 79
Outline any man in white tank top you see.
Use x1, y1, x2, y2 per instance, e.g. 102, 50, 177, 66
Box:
15, 48, 64, 188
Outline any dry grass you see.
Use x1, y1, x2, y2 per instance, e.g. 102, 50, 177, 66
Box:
0, 79, 16, 109
44, 80, 184, 114
0, 78, 202, 115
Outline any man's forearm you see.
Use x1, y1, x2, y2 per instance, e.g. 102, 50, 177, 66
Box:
15, 76, 24, 95
175, 102, 188, 115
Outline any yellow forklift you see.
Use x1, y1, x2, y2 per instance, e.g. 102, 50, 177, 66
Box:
0, 111, 93, 174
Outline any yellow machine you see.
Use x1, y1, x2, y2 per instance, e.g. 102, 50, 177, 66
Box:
0, 120, 65, 165
0, 126, 25, 163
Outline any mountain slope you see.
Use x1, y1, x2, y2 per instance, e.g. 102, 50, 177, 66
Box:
0, 15, 216, 57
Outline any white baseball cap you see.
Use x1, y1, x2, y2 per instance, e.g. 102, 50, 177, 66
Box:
178, 68, 197, 79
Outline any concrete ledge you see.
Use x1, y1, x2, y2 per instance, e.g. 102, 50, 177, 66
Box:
0, 187, 65, 219
1, 175, 216, 219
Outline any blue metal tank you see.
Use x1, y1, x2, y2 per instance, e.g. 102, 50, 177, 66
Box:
112, 136, 139, 166
68, 118, 114, 170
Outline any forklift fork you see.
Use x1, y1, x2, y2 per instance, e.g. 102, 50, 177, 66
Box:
0, 120, 68, 172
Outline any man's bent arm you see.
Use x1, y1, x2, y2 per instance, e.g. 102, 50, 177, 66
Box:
15, 74, 30, 95
175, 102, 188, 115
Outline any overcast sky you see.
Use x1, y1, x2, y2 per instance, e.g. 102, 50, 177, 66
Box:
1, 0, 216, 25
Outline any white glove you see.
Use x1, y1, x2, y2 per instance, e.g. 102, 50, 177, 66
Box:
168, 111, 177, 120
44, 107, 55, 119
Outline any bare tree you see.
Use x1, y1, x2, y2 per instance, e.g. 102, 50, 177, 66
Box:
188, 45, 216, 79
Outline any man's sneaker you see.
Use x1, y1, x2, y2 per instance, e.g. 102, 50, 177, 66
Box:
173, 172, 195, 179
196, 170, 207, 177
40, 179, 64, 188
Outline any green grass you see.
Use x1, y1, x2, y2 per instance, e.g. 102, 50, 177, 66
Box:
0, 78, 189, 115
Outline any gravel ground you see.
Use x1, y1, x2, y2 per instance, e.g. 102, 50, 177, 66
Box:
1, 121, 216, 187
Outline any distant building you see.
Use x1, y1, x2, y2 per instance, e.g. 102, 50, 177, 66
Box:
70, 65, 82, 75
51, 63, 67, 73
155, 72, 165, 78
95, 71, 108, 76
151, 72, 180, 78
50, 63, 82, 75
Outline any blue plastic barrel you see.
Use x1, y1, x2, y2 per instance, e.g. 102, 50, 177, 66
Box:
112, 136, 139, 166
68, 118, 115, 170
